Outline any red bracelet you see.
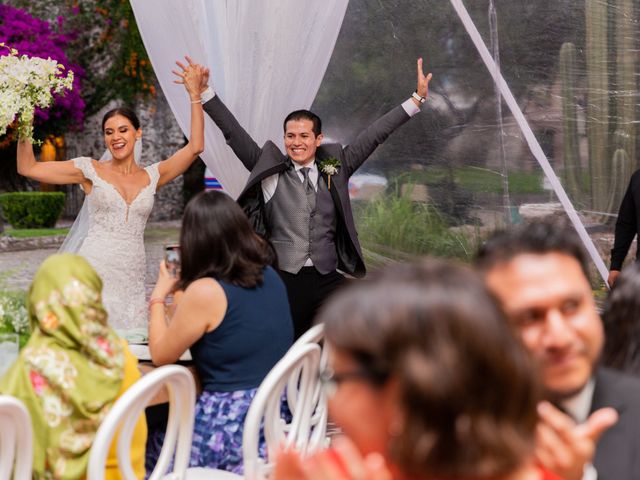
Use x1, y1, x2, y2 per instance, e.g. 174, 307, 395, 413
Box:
148, 298, 166, 311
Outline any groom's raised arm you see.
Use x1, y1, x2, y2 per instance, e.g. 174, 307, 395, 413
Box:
202, 91, 262, 172
342, 58, 432, 176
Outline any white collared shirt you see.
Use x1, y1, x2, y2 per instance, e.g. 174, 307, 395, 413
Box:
261, 159, 318, 203
560, 378, 598, 480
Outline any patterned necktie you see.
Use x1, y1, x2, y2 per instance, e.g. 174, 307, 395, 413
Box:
300, 167, 316, 209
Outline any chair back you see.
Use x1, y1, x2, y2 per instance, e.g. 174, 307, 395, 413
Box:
0, 395, 33, 480
87, 364, 196, 480
284, 323, 329, 453
242, 343, 323, 480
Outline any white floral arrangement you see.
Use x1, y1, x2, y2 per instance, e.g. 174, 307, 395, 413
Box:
0, 43, 74, 143
0, 292, 29, 336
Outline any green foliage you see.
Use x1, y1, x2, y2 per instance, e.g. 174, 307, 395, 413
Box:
3, 227, 69, 238
0, 191, 65, 228
10, 0, 157, 115
354, 185, 474, 268
84, 0, 157, 111
402, 166, 544, 195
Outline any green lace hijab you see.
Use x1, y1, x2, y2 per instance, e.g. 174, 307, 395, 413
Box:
0, 254, 124, 479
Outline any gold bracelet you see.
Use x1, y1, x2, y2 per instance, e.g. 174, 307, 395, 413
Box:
148, 297, 166, 311
190, 98, 201, 104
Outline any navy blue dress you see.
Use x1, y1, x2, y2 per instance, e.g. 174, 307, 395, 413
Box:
147, 266, 293, 474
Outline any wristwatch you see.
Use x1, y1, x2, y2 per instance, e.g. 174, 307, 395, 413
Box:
412, 90, 427, 104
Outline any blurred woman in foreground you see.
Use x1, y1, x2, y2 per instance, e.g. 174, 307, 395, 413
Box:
276, 259, 561, 480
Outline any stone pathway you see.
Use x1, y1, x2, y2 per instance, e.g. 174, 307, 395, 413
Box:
0, 221, 180, 293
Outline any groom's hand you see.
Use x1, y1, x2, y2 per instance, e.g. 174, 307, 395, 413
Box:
416, 57, 432, 100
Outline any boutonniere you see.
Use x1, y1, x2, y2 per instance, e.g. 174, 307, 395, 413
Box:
319, 157, 340, 190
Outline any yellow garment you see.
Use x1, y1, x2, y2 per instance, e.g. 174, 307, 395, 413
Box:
105, 344, 148, 480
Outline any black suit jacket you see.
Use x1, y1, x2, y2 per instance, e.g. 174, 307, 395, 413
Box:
203, 95, 412, 277
590, 367, 640, 479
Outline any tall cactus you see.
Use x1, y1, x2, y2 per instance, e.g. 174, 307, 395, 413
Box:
559, 42, 583, 206
562, 0, 639, 219
606, 148, 634, 216
615, 0, 636, 168
585, 0, 609, 213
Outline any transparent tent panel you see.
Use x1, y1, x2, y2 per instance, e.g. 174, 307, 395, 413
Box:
308, 0, 639, 287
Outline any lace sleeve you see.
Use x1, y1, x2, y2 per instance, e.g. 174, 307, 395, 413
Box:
145, 163, 161, 192
72, 157, 96, 186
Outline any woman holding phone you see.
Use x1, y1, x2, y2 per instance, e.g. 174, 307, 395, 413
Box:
146, 190, 293, 473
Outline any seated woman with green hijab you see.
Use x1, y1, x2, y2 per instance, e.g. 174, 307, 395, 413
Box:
0, 254, 147, 479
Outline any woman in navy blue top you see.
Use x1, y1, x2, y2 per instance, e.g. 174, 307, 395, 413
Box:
148, 190, 293, 473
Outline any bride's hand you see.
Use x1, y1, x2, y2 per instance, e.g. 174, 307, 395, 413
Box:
151, 259, 178, 300
173, 56, 208, 100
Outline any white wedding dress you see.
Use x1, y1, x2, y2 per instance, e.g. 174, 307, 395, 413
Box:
72, 157, 160, 330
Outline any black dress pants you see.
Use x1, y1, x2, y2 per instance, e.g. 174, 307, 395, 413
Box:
278, 267, 346, 339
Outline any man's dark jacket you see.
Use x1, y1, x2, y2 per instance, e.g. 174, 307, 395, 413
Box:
590, 367, 640, 479
203, 95, 411, 277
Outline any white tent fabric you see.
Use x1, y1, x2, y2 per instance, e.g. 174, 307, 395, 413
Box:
129, 0, 349, 198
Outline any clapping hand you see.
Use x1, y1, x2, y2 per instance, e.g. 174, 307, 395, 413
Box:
535, 401, 618, 480
172, 56, 210, 99
273, 437, 393, 480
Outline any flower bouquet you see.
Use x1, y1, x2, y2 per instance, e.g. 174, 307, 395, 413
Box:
0, 43, 74, 144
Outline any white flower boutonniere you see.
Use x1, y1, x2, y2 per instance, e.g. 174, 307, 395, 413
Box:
319, 157, 340, 190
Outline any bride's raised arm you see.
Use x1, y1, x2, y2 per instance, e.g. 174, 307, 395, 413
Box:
17, 138, 86, 186
157, 56, 206, 188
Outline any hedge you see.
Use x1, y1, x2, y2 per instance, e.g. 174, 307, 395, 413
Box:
0, 192, 66, 229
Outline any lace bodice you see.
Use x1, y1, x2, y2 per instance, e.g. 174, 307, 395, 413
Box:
73, 157, 160, 239
72, 156, 160, 330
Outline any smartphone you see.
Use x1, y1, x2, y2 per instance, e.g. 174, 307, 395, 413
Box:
164, 244, 181, 277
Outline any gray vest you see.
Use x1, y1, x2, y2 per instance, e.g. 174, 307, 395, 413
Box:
265, 167, 337, 274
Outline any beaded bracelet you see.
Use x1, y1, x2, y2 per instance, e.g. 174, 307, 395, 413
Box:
148, 297, 166, 311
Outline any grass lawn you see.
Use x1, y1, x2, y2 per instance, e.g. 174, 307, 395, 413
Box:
403, 166, 544, 195
3, 227, 70, 238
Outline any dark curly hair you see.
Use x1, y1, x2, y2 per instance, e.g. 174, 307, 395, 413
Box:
474, 218, 590, 279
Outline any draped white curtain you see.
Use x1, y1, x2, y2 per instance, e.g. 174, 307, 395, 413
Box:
129, 0, 349, 197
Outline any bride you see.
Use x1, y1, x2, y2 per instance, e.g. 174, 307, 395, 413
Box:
16, 58, 206, 331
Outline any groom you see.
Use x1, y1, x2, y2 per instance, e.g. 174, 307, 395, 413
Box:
200, 59, 432, 338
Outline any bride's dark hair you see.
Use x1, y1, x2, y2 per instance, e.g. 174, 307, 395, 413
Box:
176, 190, 274, 290
101, 107, 140, 131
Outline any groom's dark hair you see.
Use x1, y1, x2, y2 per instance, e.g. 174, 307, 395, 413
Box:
283, 110, 322, 137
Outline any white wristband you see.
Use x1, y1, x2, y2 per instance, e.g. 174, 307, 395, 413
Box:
412, 90, 426, 104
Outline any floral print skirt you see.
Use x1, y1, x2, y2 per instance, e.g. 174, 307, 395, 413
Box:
146, 388, 265, 475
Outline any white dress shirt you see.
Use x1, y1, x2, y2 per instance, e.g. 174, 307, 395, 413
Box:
560, 379, 598, 480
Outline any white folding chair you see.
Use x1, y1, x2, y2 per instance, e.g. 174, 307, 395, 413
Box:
0, 395, 33, 480
87, 364, 197, 480
284, 323, 329, 453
